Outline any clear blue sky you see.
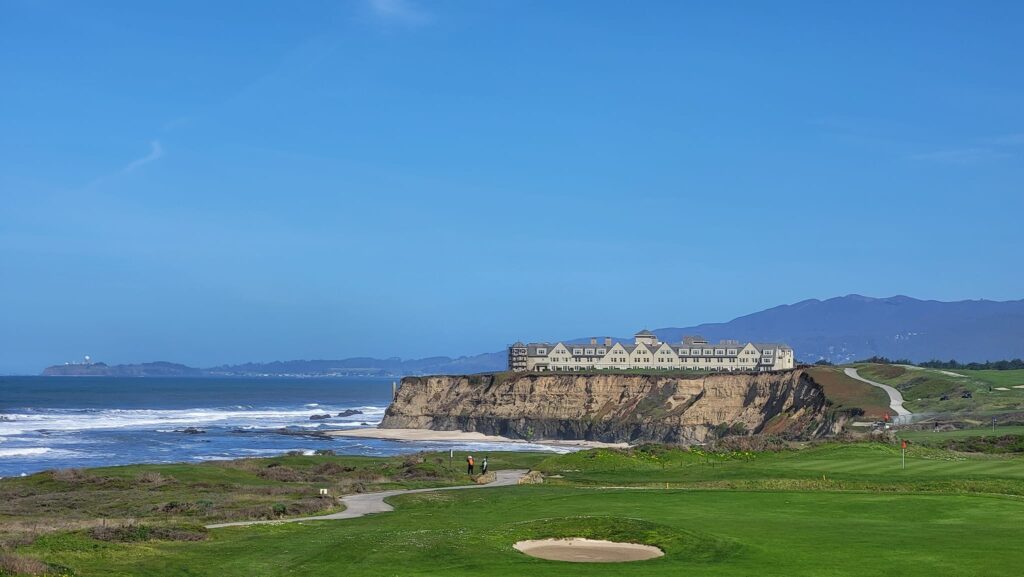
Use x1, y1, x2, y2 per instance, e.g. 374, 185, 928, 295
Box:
2, 1, 1022, 373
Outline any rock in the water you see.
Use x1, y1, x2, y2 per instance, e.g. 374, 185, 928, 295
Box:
309, 413, 333, 421
179, 427, 206, 434
336, 409, 363, 417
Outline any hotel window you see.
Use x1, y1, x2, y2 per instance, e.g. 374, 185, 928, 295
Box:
679, 348, 689, 355
537, 348, 547, 355
573, 348, 583, 355
703, 349, 713, 355
585, 348, 594, 355
715, 349, 725, 355
727, 349, 737, 355
596, 348, 606, 355
765, 350, 774, 355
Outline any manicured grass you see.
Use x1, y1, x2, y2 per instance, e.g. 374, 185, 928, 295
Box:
900, 425, 1024, 442
20, 483, 1024, 576
533, 443, 1024, 491
6, 443, 1024, 576
956, 369, 1024, 388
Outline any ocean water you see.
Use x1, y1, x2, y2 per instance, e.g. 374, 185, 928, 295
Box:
0, 376, 565, 477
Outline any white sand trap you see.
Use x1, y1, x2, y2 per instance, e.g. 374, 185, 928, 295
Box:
1013, 385, 1024, 389
513, 538, 664, 563
995, 387, 1010, 391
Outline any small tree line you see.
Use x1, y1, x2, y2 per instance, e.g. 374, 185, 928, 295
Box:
853, 356, 1024, 371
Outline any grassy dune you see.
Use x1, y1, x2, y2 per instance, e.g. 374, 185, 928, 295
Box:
3, 443, 1023, 576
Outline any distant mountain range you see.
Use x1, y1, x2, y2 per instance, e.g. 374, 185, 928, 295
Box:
647, 295, 1024, 364
40, 295, 1024, 377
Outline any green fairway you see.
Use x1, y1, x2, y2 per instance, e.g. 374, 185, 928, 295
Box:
18, 484, 1024, 577
4, 443, 1024, 576
900, 425, 1024, 442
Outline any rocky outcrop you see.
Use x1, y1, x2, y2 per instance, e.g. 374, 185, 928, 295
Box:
380, 370, 837, 444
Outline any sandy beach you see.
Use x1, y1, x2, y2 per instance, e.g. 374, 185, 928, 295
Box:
325, 427, 628, 449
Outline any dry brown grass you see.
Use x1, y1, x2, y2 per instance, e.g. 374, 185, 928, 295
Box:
807, 367, 892, 418
0, 552, 51, 576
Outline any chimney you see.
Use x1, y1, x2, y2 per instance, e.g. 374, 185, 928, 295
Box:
604, 337, 612, 347
590, 337, 597, 345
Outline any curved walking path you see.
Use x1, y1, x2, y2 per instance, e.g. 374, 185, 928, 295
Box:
844, 368, 912, 424
207, 469, 528, 529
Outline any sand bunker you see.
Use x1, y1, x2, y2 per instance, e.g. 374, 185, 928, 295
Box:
513, 538, 664, 562
995, 387, 1010, 391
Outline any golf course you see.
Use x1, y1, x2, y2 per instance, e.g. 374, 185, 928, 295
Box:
3, 440, 1023, 576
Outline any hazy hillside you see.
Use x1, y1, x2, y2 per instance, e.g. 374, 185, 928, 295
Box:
650, 295, 1024, 364
39, 296, 1024, 376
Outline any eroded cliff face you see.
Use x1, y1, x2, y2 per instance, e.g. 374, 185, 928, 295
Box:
380, 370, 835, 443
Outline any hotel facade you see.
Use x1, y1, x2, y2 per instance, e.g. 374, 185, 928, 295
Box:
508, 330, 795, 373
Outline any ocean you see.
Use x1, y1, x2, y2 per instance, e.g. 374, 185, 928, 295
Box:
0, 376, 564, 477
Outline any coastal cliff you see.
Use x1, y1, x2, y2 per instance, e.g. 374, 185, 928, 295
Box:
380, 370, 837, 443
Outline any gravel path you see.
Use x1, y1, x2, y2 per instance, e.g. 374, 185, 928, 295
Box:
844, 367, 912, 424
207, 469, 529, 529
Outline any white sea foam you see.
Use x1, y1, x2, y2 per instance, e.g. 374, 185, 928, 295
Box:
0, 406, 389, 436
0, 447, 84, 458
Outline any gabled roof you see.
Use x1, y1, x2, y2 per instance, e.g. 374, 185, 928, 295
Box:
634, 329, 656, 336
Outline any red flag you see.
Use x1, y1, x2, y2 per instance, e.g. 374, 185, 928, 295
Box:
901, 440, 907, 449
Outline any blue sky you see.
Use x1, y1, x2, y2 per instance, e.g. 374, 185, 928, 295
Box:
1, 1, 1022, 373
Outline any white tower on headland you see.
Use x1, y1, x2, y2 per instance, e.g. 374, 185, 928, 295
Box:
84, 355, 91, 365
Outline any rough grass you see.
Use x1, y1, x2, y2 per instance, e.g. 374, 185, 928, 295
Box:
806, 366, 891, 417
0, 451, 549, 551
855, 364, 1024, 413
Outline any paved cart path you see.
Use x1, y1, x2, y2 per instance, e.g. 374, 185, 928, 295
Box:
207, 469, 529, 529
844, 368, 912, 424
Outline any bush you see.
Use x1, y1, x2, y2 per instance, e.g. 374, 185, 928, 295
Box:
0, 552, 51, 576
89, 523, 208, 542
271, 503, 288, 516
136, 471, 171, 485
51, 468, 91, 484
313, 449, 336, 456
257, 466, 303, 482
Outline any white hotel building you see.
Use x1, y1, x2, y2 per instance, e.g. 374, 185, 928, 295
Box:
508, 330, 795, 373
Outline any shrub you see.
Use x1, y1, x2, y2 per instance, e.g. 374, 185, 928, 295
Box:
136, 471, 171, 485
257, 466, 303, 482
313, 449, 336, 456
0, 552, 51, 576
89, 523, 208, 542
271, 503, 288, 516
51, 468, 91, 484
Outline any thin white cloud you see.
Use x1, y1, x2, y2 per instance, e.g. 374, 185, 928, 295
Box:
909, 147, 1010, 165
120, 140, 164, 174
986, 133, 1024, 146
368, 0, 430, 25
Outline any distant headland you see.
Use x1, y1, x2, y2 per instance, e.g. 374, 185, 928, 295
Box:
37, 294, 1024, 377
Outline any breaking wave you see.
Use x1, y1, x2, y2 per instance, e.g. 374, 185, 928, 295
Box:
0, 405, 387, 436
